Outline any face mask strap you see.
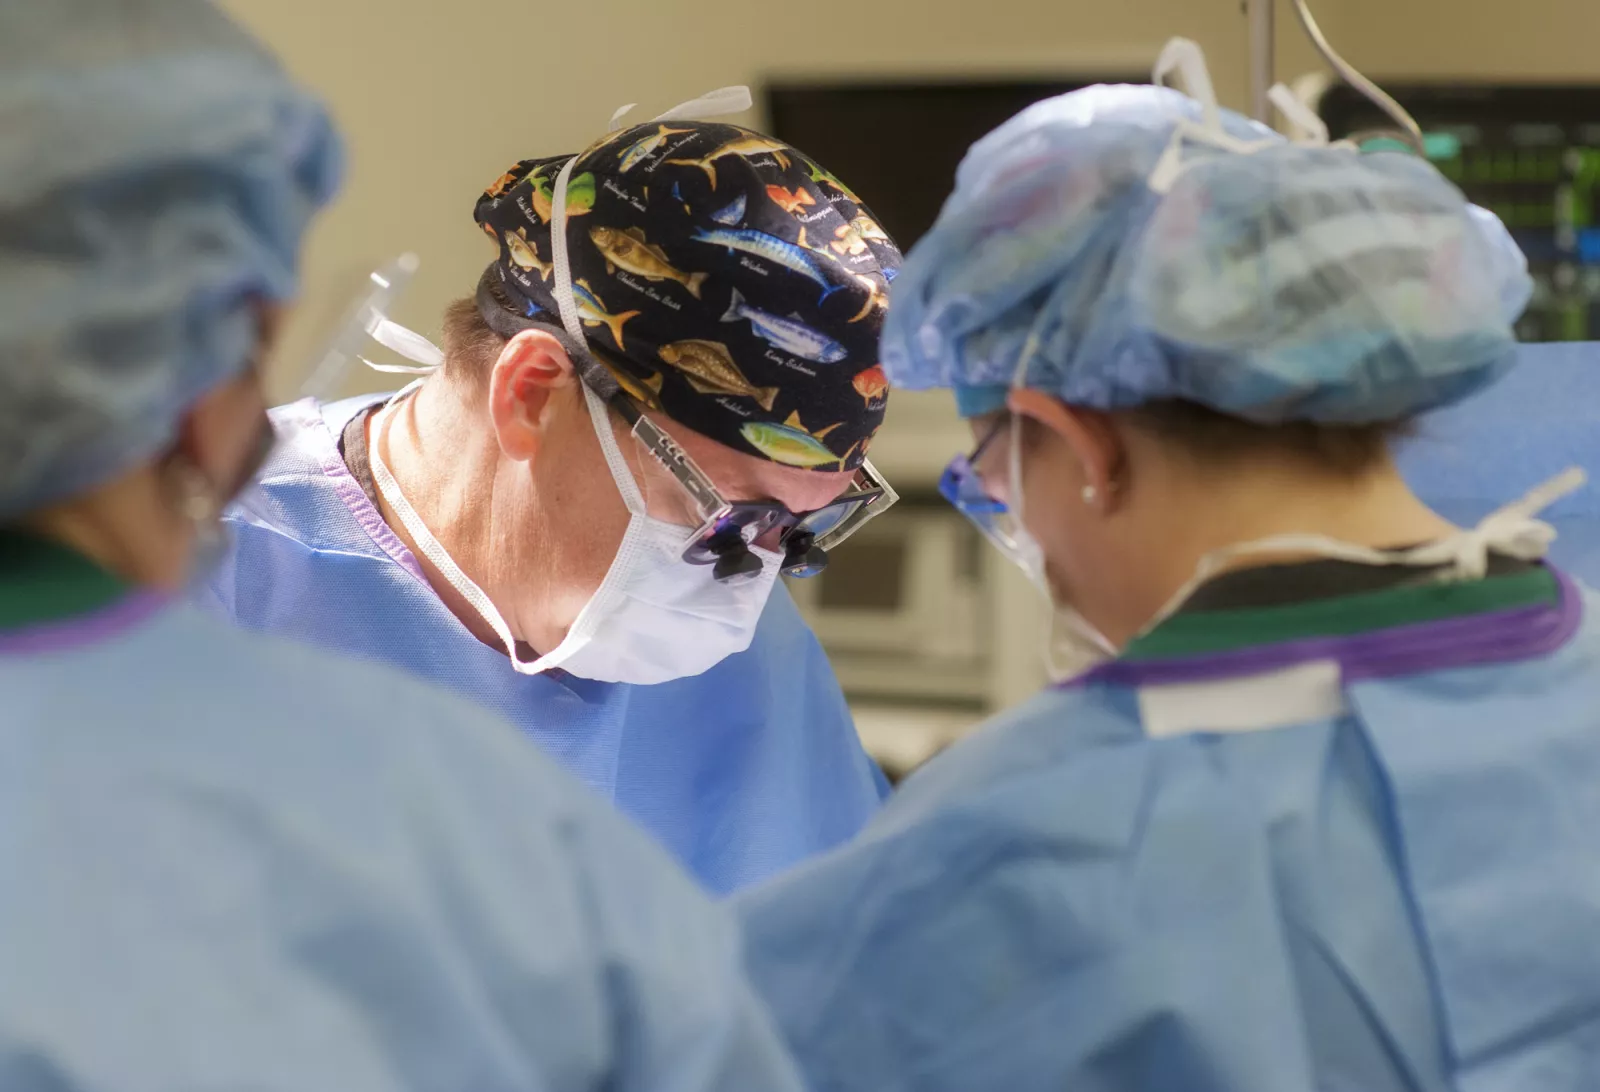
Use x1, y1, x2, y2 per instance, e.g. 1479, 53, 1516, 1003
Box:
1139, 467, 1589, 639
360, 314, 444, 375
367, 397, 545, 672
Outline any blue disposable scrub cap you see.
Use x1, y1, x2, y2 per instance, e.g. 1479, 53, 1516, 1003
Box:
0, 0, 341, 520
881, 79, 1533, 425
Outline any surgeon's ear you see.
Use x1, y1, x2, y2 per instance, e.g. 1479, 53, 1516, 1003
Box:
488, 329, 578, 463
1007, 389, 1126, 514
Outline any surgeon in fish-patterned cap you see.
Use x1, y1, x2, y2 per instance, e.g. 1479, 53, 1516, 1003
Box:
206, 110, 908, 897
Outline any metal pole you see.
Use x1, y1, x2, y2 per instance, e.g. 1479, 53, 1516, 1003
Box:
1247, 0, 1275, 123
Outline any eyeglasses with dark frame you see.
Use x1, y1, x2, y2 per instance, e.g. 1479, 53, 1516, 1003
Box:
583, 357, 899, 584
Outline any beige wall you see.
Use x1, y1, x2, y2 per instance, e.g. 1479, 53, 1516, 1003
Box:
221, 0, 1599, 400
1346, 0, 1600, 79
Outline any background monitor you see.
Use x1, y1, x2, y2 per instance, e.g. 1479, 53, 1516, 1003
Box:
766, 78, 1142, 250
1318, 82, 1600, 342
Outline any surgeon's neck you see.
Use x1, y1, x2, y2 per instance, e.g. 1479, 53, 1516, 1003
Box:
1080, 452, 1459, 648
23, 465, 192, 590
369, 377, 571, 655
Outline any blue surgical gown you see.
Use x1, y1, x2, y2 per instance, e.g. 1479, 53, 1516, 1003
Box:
204, 394, 887, 894
737, 563, 1600, 1091
0, 583, 804, 1089
1401, 341, 1600, 582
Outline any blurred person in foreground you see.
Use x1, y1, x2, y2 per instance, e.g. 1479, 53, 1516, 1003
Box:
736, 43, 1600, 1092
0, 3, 811, 1089
203, 98, 903, 893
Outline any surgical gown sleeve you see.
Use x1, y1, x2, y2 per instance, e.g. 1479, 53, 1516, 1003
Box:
0, 604, 804, 1092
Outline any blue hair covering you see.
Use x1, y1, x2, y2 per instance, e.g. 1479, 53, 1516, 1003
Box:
0, 0, 341, 519
881, 84, 1533, 424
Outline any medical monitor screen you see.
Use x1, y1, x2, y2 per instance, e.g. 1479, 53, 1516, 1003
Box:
1319, 82, 1600, 342
765, 78, 1141, 250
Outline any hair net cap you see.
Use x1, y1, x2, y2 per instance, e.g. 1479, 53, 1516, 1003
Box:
0, 0, 342, 519
881, 84, 1533, 425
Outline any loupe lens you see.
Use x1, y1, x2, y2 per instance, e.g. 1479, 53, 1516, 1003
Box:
683, 509, 781, 564
796, 496, 867, 541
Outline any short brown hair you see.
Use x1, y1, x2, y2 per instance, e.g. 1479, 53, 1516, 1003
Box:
1122, 399, 1408, 476
439, 297, 507, 383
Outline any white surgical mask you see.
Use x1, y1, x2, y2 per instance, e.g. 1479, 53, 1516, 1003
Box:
367, 386, 781, 686
1002, 409, 1118, 682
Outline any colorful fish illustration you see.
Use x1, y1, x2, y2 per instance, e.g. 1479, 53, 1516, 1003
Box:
710, 193, 747, 226
829, 213, 890, 255
741, 414, 845, 469
692, 225, 845, 304
484, 166, 522, 199
851, 364, 889, 406
658, 340, 780, 411
589, 225, 708, 299
721, 288, 848, 364
572, 280, 640, 351
603, 360, 666, 411
848, 273, 889, 323
829, 224, 867, 256
578, 125, 637, 165
766, 185, 816, 216
667, 135, 793, 189
504, 227, 554, 281
619, 124, 693, 173
850, 214, 889, 244
805, 159, 861, 203
672, 181, 691, 214
528, 168, 597, 222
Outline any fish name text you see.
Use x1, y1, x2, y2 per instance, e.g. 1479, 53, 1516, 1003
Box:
765, 348, 815, 376
617, 271, 683, 311
603, 178, 648, 212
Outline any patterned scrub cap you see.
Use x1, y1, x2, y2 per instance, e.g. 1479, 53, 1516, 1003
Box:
474, 121, 902, 471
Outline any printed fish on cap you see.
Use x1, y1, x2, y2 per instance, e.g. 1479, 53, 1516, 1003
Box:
851, 364, 888, 406
589, 225, 709, 299
504, 227, 554, 281
848, 272, 888, 323
528, 166, 597, 222
658, 340, 780, 411
805, 159, 861, 204
721, 288, 848, 364
619, 124, 694, 173
667, 134, 793, 189
741, 413, 845, 469
573, 280, 640, 351
711, 193, 747, 226
692, 225, 846, 305
830, 214, 890, 256
485, 166, 524, 199
830, 224, 868, 257
767, 185, 817, 217
602, 359, 667, 411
